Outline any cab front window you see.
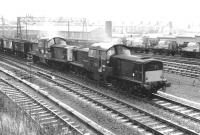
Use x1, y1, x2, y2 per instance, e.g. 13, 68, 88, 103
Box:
145, 61, 163, 71
116, 45, 131, 55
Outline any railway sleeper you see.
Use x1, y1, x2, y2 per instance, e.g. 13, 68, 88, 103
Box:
40, 119, 58, 125
119, 118, 129, 123
39, 116, 56, 122
167, 105, 181, 109
110, 105, 124, 110
110, 113, 119, 117
194, 116, 200, 119
115, 116, 124, 120
31, 110, 48, 115
159, 102, 171, 106
2, 87, 20, 91
39, 113, 52, 118
144, 121, 160, 126
4, 91, 22, 96
24, 105, 42, 111
134, 116, 150, 121
159, 128, 175, 134
22, 103, 38, 108
173, 107, 185, 111
179, 109, 193, 114
17, 101, 35, 105
188, 112, 200, 117
11, 96, 29, 101
151, 124, 167, 130
15, 100, 33, 104
114, 107, 130, 112
139, 118, 154, 123
129, 113, 144, 118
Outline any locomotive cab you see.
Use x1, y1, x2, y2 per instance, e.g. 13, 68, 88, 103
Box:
86, 43, 130, 80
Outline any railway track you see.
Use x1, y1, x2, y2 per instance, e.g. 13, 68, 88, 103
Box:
132, 52, 200, 66
153, 55, 200, 66
150, 56, 200, 79
0, 75, 89, 134
163, 61, 200, 79
0, 55, 199, 134
0, 63, 115, 135
151, 93, 200, 123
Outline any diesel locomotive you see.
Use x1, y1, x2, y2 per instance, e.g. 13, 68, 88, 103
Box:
0, 37, 168, 95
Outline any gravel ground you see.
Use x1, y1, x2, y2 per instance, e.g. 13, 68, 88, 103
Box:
164, 72, 200, 103
31, 77, 144, 135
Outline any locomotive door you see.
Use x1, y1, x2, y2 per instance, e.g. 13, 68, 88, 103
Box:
98, 50, 107, 72
88, 49, 105, 73
88, 49, 99, 72
98, 50, 102, 72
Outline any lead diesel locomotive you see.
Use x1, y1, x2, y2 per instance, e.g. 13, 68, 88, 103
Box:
0, 37, 167, 95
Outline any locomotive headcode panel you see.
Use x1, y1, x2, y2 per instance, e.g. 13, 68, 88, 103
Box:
144, 61, 163, 82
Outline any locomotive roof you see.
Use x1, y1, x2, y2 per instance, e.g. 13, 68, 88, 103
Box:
112, 54, 161, 63
90, 42, 124, 51
74, 47, 89, 52
50, 44, 72, 48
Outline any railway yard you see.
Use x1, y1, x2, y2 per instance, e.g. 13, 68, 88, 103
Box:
0, 25, 200, 135
1, 47, 200, 135
1, 0, 200, 133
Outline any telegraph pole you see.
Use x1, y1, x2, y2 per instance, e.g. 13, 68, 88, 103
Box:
67, 20, 70, 39
27, 54, 33, 82
1, 16, 4, 37
82, 18, 87, 40
17, 17, 22, 39
26, 15, 28, 40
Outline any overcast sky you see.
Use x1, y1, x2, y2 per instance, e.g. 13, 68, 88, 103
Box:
1, 0, 200, 23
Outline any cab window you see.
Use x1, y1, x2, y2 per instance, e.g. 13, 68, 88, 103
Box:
107, 47, 115, 59
54, 38, 67, 45
47, 39, 55, 48
88, 49, 98, 58
145, 61, 163, 71
116, 45, 131, 55
38, 41, 43, 48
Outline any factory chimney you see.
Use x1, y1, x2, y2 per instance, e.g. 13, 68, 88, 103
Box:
105, 21, 112, 39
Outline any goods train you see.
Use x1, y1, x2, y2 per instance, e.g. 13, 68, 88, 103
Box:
125, 37, 200, 58
0, 37, 168, 95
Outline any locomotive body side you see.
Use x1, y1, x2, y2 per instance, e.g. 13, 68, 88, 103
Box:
109, 55, 166, 94
50, 44, 74, 62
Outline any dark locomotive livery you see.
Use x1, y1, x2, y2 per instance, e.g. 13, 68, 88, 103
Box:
0, 37, 167, 95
